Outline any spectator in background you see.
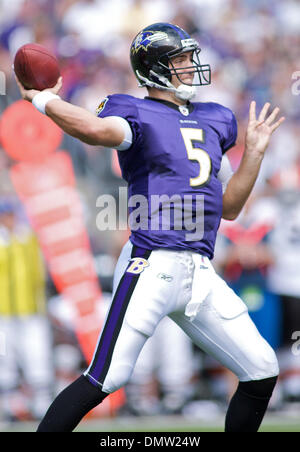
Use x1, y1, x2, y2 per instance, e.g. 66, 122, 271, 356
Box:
0, 197, 54, 422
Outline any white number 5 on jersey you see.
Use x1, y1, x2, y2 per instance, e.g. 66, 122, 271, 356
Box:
180, 128, 212, 188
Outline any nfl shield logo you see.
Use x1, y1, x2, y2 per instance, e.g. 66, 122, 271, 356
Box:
179, 105, 189, 116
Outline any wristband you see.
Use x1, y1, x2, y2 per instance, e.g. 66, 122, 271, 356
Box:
32, 91, 61, 115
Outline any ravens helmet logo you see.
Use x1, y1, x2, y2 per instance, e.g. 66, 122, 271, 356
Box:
131, 31, 168, 55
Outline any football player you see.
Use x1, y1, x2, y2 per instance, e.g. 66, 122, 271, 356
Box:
16, 23, 285, 432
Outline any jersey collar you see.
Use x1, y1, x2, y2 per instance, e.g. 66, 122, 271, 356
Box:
144, 96, 194, 115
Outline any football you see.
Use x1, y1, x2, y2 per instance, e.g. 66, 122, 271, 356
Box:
13, 43, 60, 91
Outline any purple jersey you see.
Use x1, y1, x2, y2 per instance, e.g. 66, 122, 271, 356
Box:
97, 94, 237, 259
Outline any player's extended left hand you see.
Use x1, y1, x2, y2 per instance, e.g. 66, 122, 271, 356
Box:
245, 101, 285, 156
14, 74, 63, 102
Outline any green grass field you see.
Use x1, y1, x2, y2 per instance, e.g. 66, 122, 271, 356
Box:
1, 413, 299, 432
75, 414, 300, 432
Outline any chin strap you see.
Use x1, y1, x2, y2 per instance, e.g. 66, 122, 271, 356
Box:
136, 70, 196, 102
175, 84, 196, 102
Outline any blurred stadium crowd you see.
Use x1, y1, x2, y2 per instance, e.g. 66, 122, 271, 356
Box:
0, 0, 300, 423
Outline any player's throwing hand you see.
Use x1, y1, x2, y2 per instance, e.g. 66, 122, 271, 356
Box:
14, 75, 63, 102
246, 101, 285, 156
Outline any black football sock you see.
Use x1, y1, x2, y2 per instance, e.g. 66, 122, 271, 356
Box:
37, 375, 108, 432
225, 376, 277, 432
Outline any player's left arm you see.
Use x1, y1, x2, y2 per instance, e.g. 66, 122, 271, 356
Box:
222, 101, 285, 220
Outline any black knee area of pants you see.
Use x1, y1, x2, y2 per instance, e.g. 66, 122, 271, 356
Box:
238, 376, 278, 400
37, 374, 108, 432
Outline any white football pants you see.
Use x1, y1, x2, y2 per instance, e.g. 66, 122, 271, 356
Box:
85, 241, 279, 393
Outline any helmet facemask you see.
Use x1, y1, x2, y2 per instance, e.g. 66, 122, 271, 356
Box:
163, 47, 211, 87
136, 46, 211, 102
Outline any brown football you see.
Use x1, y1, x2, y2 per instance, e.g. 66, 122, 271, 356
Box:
14, 43, 60, 91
